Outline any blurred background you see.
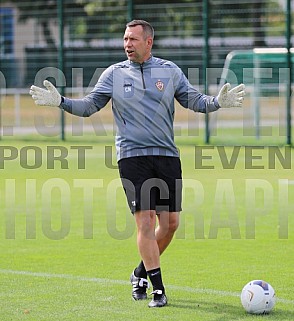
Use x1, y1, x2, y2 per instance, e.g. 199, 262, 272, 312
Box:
0, 0, 293, 144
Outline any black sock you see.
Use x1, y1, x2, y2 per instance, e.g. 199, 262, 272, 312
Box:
147, 267, 165, 294
134, 261, 147, 279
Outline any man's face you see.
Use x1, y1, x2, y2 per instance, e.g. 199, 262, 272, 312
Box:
123, 25, 153, 63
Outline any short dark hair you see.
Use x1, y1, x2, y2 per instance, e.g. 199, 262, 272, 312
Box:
126, 20, 154, 39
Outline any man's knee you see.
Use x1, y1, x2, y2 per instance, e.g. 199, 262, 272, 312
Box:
169, 216, 179, 233
135, 210, 157, 232
161, 212, 179, 234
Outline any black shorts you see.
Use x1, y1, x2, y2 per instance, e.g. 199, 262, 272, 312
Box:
118, 156, 182, 214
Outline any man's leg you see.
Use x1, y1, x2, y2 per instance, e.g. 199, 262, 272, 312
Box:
134, 210, 169, 307
130, 210, 158, 301
156, 211, 179, 254
135, 210, 159, 271
134, 211, 179, 275
132, 210, 179, 307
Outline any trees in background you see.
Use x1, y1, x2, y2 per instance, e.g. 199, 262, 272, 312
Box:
10, 0, 285, 47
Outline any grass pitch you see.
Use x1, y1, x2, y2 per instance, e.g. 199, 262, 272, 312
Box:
0, 137, 294, 320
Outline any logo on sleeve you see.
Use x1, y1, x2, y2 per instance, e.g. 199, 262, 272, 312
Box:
155, 80, 164, 91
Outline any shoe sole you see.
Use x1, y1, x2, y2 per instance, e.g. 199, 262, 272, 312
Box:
132, 296, 148, 301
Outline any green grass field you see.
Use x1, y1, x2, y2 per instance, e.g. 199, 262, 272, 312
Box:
0, 134, 294, 320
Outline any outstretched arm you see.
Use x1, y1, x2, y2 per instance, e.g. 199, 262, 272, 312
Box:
175, 69, 246, 113
29, 71, 112, 117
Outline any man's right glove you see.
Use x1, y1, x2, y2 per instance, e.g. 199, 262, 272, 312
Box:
216, 83, 245, 108
29, 80, 62, 107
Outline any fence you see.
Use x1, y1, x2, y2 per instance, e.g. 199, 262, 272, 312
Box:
0, 0, 292, 144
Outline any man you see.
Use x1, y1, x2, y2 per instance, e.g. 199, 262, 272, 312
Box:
30, 20, 245, 308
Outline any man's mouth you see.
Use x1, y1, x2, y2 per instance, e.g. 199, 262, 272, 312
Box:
126, 50, 135, 54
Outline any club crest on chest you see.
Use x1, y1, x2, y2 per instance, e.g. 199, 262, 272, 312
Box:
155, 80, 164, 91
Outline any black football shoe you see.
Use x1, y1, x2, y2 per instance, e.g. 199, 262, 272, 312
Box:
148, 290, 168, 308
130, 271, 149, 300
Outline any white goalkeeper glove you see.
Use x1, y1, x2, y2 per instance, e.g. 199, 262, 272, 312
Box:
29, 80, 62, 107
216, 83, 245, 108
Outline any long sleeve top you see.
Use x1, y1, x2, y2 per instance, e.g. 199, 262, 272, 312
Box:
60, 56, 220, 161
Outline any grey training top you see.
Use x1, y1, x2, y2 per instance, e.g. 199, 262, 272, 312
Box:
60, 56, 220, 161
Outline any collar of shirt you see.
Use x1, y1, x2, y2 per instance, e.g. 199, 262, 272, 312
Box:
128, 55, 153, 68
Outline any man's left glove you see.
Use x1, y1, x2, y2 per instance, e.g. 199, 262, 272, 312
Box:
216, 83, 245, 108
29, 80, 62, 107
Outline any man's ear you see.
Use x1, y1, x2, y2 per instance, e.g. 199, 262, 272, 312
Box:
147, 37, 153, 48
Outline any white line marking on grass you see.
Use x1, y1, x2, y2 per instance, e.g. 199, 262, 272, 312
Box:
0, 269, 293, 305
0, 269, 128, 286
